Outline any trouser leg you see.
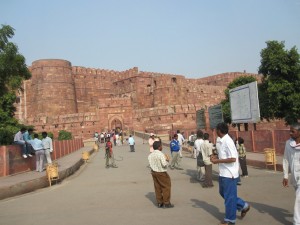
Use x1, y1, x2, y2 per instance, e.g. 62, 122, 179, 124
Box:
219, 176, 237, 223
239, 156, 248, 176
152, 172, 171, 204
204, 164, 213, 186
44, 150, 52, 164
170, 152, 180, 168
294, 186, 300, 225
151, 173, 163, 204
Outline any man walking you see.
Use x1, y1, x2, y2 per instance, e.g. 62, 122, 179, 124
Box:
211, 122, 250, 225
169, 134, 183, 170
177, 130, 185, 157
283, 123, 300, 225
148, 140, 173, 208
128, 135, 135, 152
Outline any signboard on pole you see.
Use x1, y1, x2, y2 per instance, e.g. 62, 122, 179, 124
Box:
229, 81, 260, 123
208, 104, 223, 129
196, 109, 206, 129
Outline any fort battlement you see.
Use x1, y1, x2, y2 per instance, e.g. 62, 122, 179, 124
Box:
15, 59, 260, 138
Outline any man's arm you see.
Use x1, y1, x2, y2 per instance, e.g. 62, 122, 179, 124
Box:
282, 144, 289, 187
210, 156, 236, 164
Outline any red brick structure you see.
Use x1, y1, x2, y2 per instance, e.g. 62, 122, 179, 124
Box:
15, 59, 261, 139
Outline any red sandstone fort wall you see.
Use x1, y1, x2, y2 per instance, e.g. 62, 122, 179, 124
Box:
15, 59, 262, 139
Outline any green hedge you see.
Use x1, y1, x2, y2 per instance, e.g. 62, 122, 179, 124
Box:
58, 130, 72, 140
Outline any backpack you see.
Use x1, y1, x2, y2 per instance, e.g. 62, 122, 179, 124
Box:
197, 152, 205, 167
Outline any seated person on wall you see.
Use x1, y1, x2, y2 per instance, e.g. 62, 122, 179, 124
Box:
23, 128, 34, 157
14, 128, 30, 159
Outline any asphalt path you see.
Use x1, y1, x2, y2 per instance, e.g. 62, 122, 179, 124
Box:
0, 137, 294, 225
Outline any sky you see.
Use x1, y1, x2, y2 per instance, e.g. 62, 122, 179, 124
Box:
1, 0, 300, 78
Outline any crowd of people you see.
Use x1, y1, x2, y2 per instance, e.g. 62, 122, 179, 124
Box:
12, 122, 300, 225
13, 128, 53, 172
148, 125, 251, 225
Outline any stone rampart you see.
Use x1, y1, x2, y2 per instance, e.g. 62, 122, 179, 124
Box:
15, 59, 263, 139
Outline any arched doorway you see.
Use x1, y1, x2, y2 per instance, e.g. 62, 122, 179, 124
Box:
112, 118, 122, 133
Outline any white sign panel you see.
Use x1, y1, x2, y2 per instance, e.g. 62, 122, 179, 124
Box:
229, 81, 260, 123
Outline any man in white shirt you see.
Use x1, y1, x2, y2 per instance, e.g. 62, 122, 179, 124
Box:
42, 132, 53, 164
194, 130, 205, 181
211, 122, 250, 225
177, 130, 185, 157
128, 135, 135, 152
283, 123, 300, 225
148, 140, 173, 208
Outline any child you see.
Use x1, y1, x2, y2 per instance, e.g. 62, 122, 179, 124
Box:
237, 137, 248, 177
105, 137, 118, 168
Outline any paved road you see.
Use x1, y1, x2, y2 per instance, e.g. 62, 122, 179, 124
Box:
0, 137, 294, 225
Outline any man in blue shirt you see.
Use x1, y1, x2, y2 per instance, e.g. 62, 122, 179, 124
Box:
23, 128, 34, 157
169, 134, 183, 170
29, 133, 45, 172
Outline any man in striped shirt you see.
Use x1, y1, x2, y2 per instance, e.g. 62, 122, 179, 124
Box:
148, 140, 174, 208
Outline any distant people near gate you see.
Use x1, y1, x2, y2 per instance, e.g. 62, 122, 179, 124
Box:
169, 134, 183, 170
42, 131, 53, 164
128, 135, 135, 152
105, 137, 117, 168
194, 130, 204, 181
176, 130, 185, 158
149, 133, 155, 153
112, 132, 117, 146
116, 133, 121, 146
100, 132, 105, 143
14, 128, 28, 159
283, 123, 300, 225
23, 128, 34, 157
94, 132, 99, 143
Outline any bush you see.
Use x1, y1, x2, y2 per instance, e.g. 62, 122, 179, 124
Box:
0, 127, 17, 145
58, 130, 72, 140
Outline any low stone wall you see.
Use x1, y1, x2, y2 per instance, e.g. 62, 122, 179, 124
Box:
0, 139, 84, 177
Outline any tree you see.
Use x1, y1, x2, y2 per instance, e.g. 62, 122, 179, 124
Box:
221, 76, 258, 126
258, 40, 300, 124
0, 24, 31, 144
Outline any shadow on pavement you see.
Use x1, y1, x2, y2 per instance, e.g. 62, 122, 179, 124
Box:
145, 192, 156, 206
191, 199, 223, 221
248, 201, 293, 225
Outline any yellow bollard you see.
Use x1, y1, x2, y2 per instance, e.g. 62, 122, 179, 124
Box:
82, 151, 89, 162
264, 148, 277, 171
93, 143, 99, 152
46, 163, 59, 186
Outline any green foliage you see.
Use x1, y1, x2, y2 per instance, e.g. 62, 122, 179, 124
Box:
58, 130, 72, 140
221, 76, 257, 124
0, 24, 32, 145
258, 40, 300, 124
0, 125, 19, 145
35, 132, 54, 140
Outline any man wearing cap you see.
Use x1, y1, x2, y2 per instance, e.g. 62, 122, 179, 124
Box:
149, 133, 155, 153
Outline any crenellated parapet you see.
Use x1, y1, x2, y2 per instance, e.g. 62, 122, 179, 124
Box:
16, 58, 262, 138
